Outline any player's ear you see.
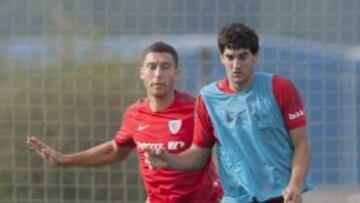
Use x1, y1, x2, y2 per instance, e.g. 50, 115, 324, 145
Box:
219, 52, 226, 65
174, 67, 181, 81
251, 52, 259, 64
139, 66, 145, 79
175, 67, 181, 76
218, 49, 226, 64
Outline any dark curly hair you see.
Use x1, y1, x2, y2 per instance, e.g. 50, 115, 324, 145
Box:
217, 23, 259, 55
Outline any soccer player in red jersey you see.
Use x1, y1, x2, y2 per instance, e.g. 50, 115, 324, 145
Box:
26, 42, 222, 203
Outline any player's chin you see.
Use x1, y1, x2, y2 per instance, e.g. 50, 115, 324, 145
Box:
150, 89, 168, 98
232, 77, 244, 84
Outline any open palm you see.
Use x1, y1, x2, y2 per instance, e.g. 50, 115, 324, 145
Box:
26, 136, 65, 166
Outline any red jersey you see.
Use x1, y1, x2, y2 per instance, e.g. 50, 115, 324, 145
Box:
114, 91, 222, 203
194, 75, 307, 147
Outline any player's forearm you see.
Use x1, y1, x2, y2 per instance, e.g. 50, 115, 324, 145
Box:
61, 141, 129, 167
167, 146, 211, 171
288, 139, 311, 190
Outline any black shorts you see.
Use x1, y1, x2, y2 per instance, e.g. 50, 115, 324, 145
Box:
250, 196, 284, 203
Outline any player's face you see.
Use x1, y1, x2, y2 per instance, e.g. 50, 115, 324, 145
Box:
140, 52, 179, 98
220, 47, 258, 91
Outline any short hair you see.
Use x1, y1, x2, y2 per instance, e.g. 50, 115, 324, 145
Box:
217, 23, 259, 54
141, 42, 179, 67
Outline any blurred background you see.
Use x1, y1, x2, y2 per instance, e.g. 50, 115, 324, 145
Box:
0, 0, 359, 202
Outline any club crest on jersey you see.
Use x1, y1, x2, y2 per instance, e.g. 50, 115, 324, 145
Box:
168, 120, 182, 134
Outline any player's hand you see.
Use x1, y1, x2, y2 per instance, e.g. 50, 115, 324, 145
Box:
26, 136, 65, 166
143, 147, 170, 169
282, 185, 302, 203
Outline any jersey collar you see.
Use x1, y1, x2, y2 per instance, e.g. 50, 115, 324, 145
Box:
217, 78, 236, 94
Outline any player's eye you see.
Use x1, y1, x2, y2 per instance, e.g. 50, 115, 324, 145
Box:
225, 54, 234, 61
161, 64, 171, 70
238, 52, 249, 60
146, 63, 157, 70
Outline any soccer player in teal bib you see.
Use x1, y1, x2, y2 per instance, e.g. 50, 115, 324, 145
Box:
145, 23, 312, 203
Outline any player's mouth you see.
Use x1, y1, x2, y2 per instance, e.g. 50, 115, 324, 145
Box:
151, 82, 165, 87
232, 71, 243, 78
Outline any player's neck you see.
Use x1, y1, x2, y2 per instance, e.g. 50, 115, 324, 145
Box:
228, 75, 254, 92
148, 91, 175, 112
229, 82, 247, 92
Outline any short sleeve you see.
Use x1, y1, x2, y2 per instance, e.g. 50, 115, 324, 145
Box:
193, 95, 216, 148
113, 110, 136, 148
272, 75, 307, 130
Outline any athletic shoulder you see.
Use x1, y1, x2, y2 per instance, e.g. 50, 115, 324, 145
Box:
272, 74, 293, 88
176, 90, 195, 102
125, 97, 147, 114
272, 74, 300, 100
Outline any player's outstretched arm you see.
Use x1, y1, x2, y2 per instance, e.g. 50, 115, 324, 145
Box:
26, 136, 132, 167
144, 144, 212, 171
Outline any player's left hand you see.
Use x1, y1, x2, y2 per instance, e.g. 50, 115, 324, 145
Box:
282, 185, 302, 203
